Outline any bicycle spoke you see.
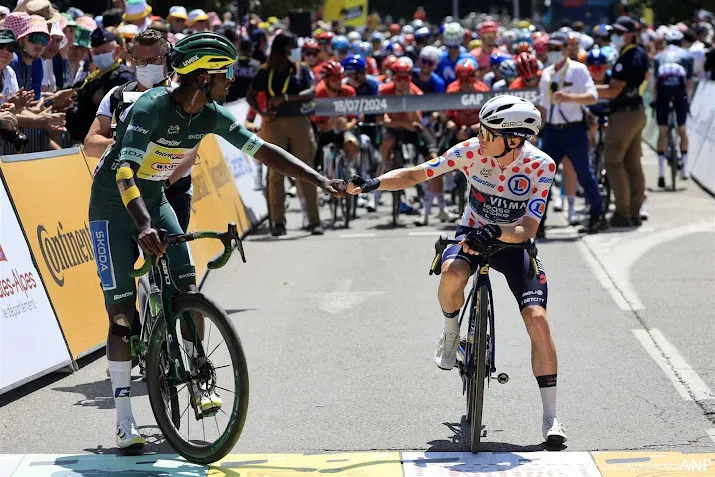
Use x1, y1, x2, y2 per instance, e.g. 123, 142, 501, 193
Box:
206, 339, 225, 361
169, 384, 187, 404
212, 364, 232, 370
214, 385, 236, 396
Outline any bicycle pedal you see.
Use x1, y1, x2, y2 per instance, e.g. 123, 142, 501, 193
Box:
491, 373, 509, 384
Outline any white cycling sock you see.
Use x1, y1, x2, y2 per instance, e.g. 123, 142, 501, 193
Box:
443, 309, 460, 335
108, 360, 134, 424
436, 193, 445, 212
536, 374, 557, 420
658, 154, 665, 177
567, 195, 575, 215
681, 152, 688, 172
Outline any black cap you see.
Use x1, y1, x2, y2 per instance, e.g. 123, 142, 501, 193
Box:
611, 16, 637, 33
0, 28, 17, 44
548, 32, 568, 47
90, 27, 116, 47
239, 38, 252, 51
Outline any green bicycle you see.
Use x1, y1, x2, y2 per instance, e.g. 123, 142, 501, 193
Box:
129, 223, 249, 464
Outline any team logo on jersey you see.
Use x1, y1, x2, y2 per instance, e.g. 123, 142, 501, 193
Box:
167, 125, 180, 134
538, 176, 553, 184
452, 147, 461, 157
529, 199, 546, 218
156, 138, 181, 147
471, 175, 495, 188
508, 174, 531, 196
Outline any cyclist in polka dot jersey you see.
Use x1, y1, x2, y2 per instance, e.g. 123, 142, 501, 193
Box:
347, 95, 568, 446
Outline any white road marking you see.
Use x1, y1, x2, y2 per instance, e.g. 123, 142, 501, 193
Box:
580, 221, 715, 311
633, 329, 715, 402
576, 241, 631, 310
318, 279, 385, 314
339, 233, 376, 238
706, 429, 715, 446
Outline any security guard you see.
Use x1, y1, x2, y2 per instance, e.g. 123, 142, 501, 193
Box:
538, 32, 606, 236
596, 16, 649, 227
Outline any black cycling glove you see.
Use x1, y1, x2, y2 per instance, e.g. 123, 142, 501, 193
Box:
465, 224, 502, 250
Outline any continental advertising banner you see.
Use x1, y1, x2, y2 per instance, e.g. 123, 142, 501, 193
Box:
0, 175, 72, 394
0, 149, 108, 358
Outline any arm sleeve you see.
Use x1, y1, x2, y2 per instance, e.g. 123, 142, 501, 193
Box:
524, 157, 556, 223
215, 104, 264, 156
117, 94, 159, 165
419, 139, 473, 179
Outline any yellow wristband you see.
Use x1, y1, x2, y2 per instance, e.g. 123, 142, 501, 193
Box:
116, 166, 133, 181
121, 185, 141, 206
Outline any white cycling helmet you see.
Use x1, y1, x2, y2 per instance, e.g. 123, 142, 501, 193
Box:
479, 94, 541, 139
443, 22, 464, 47
347, 31, 362, 43
419, 45, 442, 63
664, 29, 684, 44
401, 24, 414, 35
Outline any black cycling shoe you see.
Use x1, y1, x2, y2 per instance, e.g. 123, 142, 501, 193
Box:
579, 215, 608, 234
657, 176, 665, 188
609, 213, 633, 228
271, 223, 287, 236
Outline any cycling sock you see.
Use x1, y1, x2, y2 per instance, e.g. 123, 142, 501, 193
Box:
436, 193, 445, 212
423, 191, 434, 217
373, 190, 381, 205
536, 374, 557, 420
567, 196, 575, 215
657, 153, 665, 177
680, 152, 688, 171
442, 309, 460, 335
108, 360, 134, 424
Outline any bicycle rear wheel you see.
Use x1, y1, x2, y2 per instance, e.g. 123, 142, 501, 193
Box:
468, 282, 490, 453
146, 293, 249, 465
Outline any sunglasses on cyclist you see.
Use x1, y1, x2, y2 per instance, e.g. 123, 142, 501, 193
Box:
588, 64, 608, 74
419, 57, 436, 68
28, 33, 49, 46
477, 123, 503, 143
208, 64, 234, 80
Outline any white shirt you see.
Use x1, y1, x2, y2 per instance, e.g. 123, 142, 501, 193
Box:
491, 79, 508, 91
41, 58, 57, 92
689, 41, 707, 79
539, 59, 597, 125
0, 66, 19, 105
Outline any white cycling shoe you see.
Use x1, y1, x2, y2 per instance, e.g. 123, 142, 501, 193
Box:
116, 418, 146, 450
434, 330, 460, 370
542, 416, 568, 446
191, 384, 223, 417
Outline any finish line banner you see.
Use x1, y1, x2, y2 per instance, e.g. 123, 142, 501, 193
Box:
276, 89, 541, 117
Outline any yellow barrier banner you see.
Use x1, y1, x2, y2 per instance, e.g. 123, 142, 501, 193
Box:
323, 0, 367, 28
190, 135, 251, 281
0, 150, 108, 358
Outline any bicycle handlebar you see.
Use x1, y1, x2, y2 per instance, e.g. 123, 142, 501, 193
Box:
130, 223, 246, 278
429, 233, 538, 279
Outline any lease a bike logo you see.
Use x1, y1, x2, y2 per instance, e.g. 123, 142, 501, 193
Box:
528, 199, 546, 219
38, 222, 95, 287
508, 174, 531, 196
0, 244, 6, 262
469, 188, 527, 224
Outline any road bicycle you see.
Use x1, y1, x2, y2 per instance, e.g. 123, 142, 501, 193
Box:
129, 223, 249, 464
429, 234, 538, 452
322, 130, 358, 228
665, 108, 680, 192
591, 114, 612, 213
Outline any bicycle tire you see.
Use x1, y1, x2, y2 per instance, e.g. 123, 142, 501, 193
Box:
595, 144, 611, 214
469, 282, 490, 453
668, 126, 678, 192
392, 146, 404, 226
146, 293, 249, 465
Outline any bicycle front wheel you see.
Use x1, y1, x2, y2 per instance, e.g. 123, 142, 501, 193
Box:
146, 293, 249, 465
468, 283, 490, 453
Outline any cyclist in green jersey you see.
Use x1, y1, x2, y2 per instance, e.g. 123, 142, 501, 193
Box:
88, 32, 346, 450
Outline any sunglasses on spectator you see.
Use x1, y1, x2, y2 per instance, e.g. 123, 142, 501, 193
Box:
478, 123, 503, 143
588, 65, 608, 74
133, 54, 167, 66
207, 64, 234, 80
28, 33, 49, 46
419, 57, 436, 67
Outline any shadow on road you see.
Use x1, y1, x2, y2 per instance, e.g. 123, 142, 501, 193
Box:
426, 418, 565, 453
52, 378, 148, 409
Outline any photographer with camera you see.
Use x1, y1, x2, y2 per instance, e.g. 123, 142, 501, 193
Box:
538, 32, 606, 237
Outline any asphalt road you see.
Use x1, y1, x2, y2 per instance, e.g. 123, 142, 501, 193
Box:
1, 145, 714, 458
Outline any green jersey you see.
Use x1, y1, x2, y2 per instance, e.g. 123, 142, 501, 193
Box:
91, 86, 262, 203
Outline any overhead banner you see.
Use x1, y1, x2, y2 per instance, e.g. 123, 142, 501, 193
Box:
276, 89, 541, 117
0, 174, 72, 394
0, 149, 108, 358
220, 100, 268, 228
